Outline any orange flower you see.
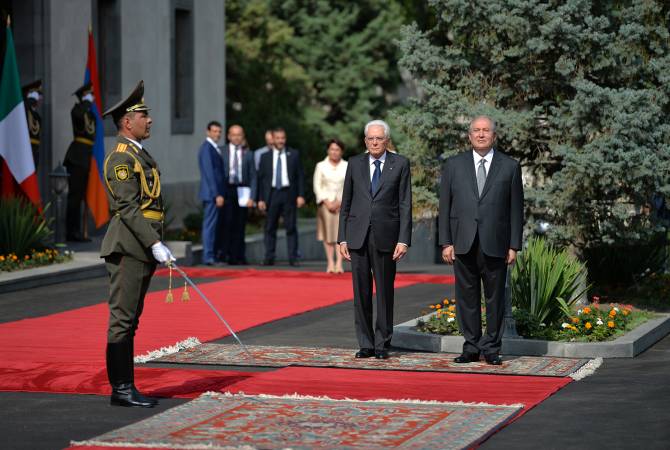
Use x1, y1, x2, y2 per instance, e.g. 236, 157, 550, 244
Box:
607, 321, 615, 328
429, 305, 435, 309
443, 299, 449, 304
435, 304, 442, 309
448, 305, 456, 312
623, 310, 630, 316
24, 255, 29, 260
571, 317, 579, 324
583, 307, 592, 314
585, 322, 592, 330
0, 255, 4, 261
609, 310, 617, 317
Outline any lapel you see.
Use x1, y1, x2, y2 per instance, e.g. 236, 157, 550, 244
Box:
479, 150, 501, 200
373, 151, 395, 198
360, 153, 372, 199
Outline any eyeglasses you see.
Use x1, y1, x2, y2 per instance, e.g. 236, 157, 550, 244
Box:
365, 137, 386, 143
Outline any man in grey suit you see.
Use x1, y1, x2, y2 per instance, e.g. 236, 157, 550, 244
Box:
439, 115, 524, 365
339, 120, 412, 359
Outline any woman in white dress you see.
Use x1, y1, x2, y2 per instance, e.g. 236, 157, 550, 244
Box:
313, 139, 348, 273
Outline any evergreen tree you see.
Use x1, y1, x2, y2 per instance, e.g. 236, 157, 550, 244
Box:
226, 0, 406, 195
393, 0, 670, 254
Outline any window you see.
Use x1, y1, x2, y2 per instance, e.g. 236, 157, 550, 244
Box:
95, 0, 121, 135
171, 0, 194, 134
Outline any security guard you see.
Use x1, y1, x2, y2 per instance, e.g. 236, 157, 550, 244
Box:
101, 80, 175, 408
22, 80, 42, 168
64, 82, 96, 241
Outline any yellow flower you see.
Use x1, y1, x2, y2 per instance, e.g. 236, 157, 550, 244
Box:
448, 305, 456, 312
583, 307, 592, 314
435, 304, 442, 309
585, 322, 592, 330
607, 321, 615, 328
0, 255, 4, 261
623, 310, 630, 316
11, 255, 17, 261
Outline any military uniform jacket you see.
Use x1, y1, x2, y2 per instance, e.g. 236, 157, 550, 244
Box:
64, 101, 96, 168
101, 137, 164, 262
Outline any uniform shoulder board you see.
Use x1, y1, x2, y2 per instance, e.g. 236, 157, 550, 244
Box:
115, 143, 128, 153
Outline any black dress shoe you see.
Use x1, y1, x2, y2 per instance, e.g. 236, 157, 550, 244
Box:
454, 352, 480, 363
355, 349, 375, 358
375, 350, 389, 359
110, 383, 156, 407
289, 260, 301, 267
485, 354, 503, 365
261, 259, 275, 266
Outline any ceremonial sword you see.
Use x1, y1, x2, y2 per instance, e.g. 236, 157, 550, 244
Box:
168, 262, 254, 360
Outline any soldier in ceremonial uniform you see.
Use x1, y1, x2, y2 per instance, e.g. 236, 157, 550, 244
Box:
64, 82, 96, 241
22, 80, 42, 168
101, 80, 175, 408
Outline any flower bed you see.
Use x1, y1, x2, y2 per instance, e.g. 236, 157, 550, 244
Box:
0, 248, 73, 272
416, 297, 653, 343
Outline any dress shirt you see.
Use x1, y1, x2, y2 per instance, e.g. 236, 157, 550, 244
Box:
272, 148, 290, 188
228, 143, 243, 184
127, 137, 143, 150
206, 137, 221, 155
369, 151, 387, 180
472, 148, 494, 176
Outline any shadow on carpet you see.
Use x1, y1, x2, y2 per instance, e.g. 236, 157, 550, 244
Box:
149, 343, 595, 378
70, 392, 520, 450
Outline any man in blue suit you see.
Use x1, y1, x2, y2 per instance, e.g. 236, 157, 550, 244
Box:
221, 125, 257, 265
198, 121, 226, 265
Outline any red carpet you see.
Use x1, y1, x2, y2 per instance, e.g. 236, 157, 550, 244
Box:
155, 266, 456, 285
0, 361, 252, 398
227, 366, 571, 419
0, 271, 450, 393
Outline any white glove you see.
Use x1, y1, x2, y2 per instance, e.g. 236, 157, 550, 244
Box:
151, 242, 176, 264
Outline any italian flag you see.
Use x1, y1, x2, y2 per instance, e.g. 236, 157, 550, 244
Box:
0, 19, 41, 208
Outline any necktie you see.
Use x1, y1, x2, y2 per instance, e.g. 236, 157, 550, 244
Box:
477, 159, 487, 196
275, 151, 283, 188
371, 159, 381, 195
231, 145, 240, 184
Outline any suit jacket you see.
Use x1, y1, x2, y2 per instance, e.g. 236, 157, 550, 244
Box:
221, 143, 258, 201
198, 140, 226, 201
438, 150, 524, 258
257, 147, 305, 204
337, 151, 412, 252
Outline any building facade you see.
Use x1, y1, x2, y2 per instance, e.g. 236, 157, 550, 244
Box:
1, 0, 225, 229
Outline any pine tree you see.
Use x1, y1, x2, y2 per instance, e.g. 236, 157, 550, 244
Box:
393, 0, 670, 255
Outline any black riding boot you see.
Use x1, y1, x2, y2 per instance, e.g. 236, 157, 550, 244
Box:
127, 340, 159, 405
106, 341, 156, 407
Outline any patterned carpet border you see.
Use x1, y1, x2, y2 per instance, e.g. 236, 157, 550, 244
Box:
151, 343, 594, 378
71, 392, 522, 450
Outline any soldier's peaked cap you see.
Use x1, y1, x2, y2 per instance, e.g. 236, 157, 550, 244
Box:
22, 79, 42, 95
73, 81, 93, 99
102, 80, 150, 123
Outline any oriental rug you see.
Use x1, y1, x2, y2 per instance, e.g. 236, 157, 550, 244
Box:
152, 343, 593, 378
70, 392, 522, 450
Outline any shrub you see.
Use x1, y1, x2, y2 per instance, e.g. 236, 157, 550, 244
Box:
511, 237, 588, 328
0, 197, 53, 256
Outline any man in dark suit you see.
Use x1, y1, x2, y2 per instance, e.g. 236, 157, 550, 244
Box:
198, 121, 226, 266
221, 124, 257, 265
439, 115, 524, 365
64, 82, 96, 242
257, 127, 305, 266
338, 120, 412, 359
